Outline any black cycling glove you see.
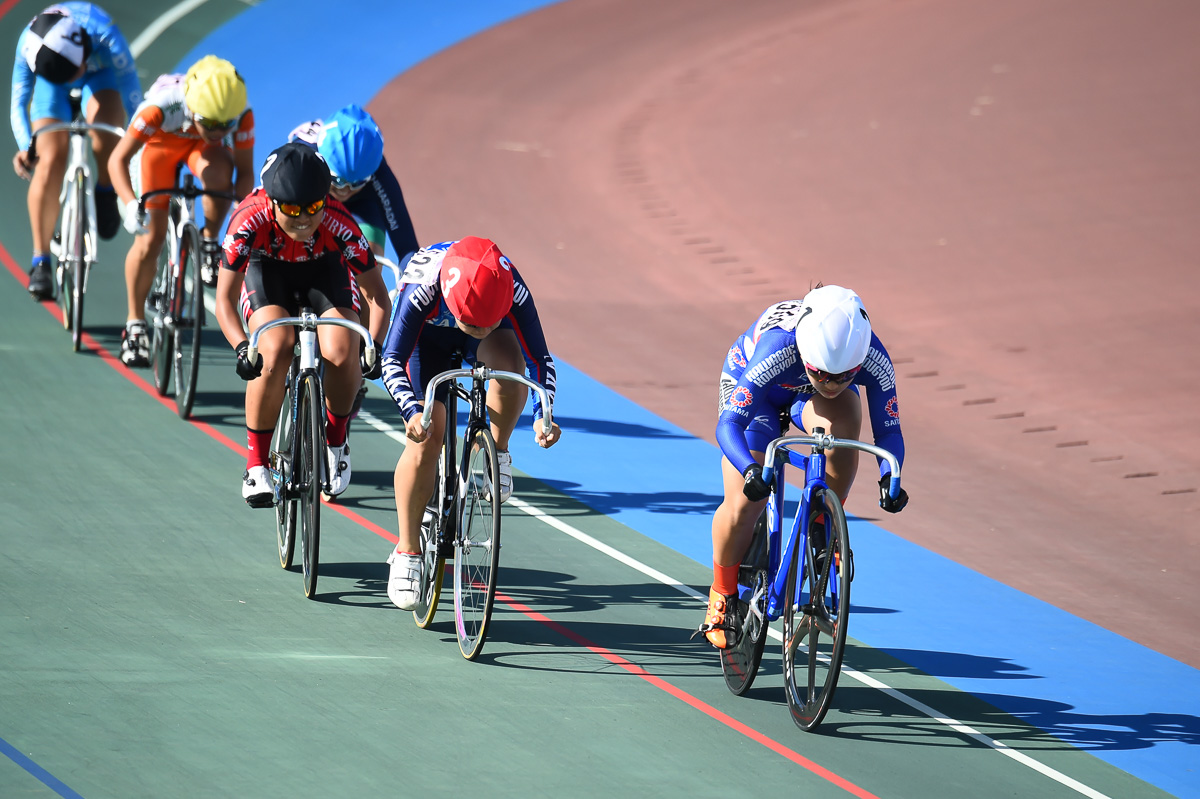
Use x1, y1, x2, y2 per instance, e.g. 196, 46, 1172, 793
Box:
360, 340, 382, 380
235, 340, 263, 380
878, 475, 909, 513
742, 463, 771, 502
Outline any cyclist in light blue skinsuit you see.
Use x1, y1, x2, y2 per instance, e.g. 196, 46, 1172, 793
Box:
10, 3, 140, 300
700, 284, 910, 649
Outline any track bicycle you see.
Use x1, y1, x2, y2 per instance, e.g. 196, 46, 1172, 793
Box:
248, 310, 376, 599
719, 428, 902, 732
30, 92, 124, 351
138, 175, 236, 418
411, 364, 554, 660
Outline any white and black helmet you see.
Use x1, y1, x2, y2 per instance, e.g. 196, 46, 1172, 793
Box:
22, 7, 92, 84
794, 285, 872, 374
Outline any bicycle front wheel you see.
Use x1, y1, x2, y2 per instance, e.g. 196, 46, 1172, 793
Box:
173, 225, 203, 418
721, 512, 770, 696
453, 425, 501, 660
783, 488, 851, 732
413, 426, 451, 629
149, 244, 174, 396
297, 373, 324, 598
272, 364, 298, 569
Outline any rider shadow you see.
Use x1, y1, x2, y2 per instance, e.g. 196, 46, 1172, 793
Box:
818, 682, 1200, 752
307, 560, 394, 609
462, 567, 717, 675
530, 477, 721, 518
518, 412, 693, 441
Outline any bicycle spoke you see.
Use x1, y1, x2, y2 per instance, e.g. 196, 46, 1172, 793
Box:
453, 427, 501, 660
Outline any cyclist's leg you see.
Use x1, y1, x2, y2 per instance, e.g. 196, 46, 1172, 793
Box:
794, 387, 863, 503
476, 326, 527, 449
82, 82, 125, 186
125, 142, 187, 321
189, 143, 235, 239
81, 76, 124, 239
394, 400, 447, 553
25, 81, 74, 266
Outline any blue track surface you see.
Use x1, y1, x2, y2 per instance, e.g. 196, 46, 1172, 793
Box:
181, 3, 1200, 796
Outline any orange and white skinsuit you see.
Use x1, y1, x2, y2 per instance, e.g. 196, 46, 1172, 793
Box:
109, 72, 255, 325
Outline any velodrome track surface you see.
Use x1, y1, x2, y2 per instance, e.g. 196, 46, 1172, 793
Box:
1, 1, 1197, 797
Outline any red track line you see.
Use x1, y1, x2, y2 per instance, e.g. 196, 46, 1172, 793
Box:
0, 0, 24, 22
3, 239, 870, 795
495, 590, 880, 798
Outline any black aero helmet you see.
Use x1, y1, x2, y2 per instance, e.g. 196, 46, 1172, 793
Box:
22, 9, 93, 84
260, 141, 331, 205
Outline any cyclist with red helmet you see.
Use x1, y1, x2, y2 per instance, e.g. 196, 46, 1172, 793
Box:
698, 285, 909, 649
379, 237, 561, 610
214, 141, 391, 507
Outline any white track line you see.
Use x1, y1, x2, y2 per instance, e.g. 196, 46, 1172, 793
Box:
129, 0, 214, 57
357, 409, 1111, 799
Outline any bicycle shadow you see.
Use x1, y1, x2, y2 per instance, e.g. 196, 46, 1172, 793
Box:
518, 412, 693, 441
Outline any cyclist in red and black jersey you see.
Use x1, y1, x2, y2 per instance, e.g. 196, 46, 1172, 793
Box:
214, 142, 391, 506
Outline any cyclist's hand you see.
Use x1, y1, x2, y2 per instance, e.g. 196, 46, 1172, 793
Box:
234, 340, 263, 380
120, 198, 148, 236
878, 475, 909, 513
404, 414, 429, 444
533, 419, 561, 449
742, 463, 771, 502
359, 341, 382, 380
13, 150, 35, 180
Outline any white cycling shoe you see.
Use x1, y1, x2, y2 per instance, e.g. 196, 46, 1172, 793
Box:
482, 449, 513, 503
242, 465, 274, 508
324, 442, 351, 497
386, 550, 422, 610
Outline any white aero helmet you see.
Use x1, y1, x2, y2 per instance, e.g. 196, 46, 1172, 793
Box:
794, 285, 872, 374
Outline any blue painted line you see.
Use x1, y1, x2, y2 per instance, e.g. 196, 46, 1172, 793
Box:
0, 735, 86, 799
174, 2, 1200, 797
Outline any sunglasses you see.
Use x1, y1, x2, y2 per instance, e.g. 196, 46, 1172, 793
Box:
194, 115, 236, 131
276, 198, 326, 217
331, 174, 370, 191
804, 362, 862, 385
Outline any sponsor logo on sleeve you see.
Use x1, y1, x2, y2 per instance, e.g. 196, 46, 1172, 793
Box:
730, 386, 753, 407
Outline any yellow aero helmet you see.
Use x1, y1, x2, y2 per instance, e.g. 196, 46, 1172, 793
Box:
184, 55, 247, 124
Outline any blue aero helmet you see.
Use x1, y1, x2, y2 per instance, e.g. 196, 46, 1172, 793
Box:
318, 104, 385, 188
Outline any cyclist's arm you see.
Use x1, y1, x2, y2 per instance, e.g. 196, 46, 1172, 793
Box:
380, 282, 438, 422
215, 265, 247, 349
714, 327, 798, 474
107, 129, 145, 206
10, 35, 35, 152
506, 268, 557, 420
371, 156, 419, 262
356, 264, 392, 347
230, 109, 255, 200
232, 145, 255, 201
858, 334, 906, 478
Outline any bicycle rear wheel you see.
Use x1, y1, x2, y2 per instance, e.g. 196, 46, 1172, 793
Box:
453, 424, 501, 660
721, 512, 770, 695
297, 373, 324, 598
68, 172, 87, 351
173, 225, 203, 418
149, 244, 174, 396
783, 488, 851, 731
413, 420, 452, 629
272, 363, 298, 569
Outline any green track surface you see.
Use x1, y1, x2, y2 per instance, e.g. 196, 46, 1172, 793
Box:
0, 2, 1178, 797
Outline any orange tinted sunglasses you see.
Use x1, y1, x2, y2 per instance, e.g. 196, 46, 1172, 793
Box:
276, 198, 325, 217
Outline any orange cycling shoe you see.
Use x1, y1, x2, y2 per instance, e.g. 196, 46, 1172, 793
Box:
697, 588, 737, 649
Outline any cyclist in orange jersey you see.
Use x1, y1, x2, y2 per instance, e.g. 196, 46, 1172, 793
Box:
107, 55, 253, 367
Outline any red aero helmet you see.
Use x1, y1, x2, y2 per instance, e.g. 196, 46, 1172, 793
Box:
440, 237, 515, 328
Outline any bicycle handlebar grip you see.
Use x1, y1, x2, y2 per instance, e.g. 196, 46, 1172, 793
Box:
246, 344, 259, 364
887, 473, 901, 500
362, 344, 377, 369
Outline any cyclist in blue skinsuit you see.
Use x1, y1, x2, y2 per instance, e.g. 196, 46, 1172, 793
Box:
700, 284, 910, 648
288, 105, 418, 264
10, 3, 140, 300
380, 237, 561, 611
